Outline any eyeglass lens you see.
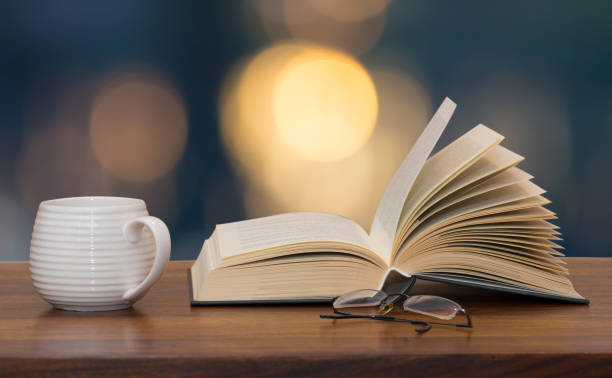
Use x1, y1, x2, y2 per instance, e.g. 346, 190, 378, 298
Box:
402, 295, 462, 320
333, 289, 387, 309
334, 289, 464, 321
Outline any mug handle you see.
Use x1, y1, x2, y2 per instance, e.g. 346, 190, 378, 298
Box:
121, 216, 171, 301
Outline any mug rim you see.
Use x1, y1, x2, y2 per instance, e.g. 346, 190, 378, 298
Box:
40, 196, 146, 211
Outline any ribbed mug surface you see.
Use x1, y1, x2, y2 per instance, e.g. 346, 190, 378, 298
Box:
29, 197, 156, 311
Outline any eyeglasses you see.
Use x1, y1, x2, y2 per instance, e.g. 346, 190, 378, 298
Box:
320, 283, 473, 334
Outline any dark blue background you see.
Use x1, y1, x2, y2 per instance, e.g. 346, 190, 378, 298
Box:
1, 1, 611, 259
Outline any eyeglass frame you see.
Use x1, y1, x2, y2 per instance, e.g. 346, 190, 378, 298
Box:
320, 278, 473, 334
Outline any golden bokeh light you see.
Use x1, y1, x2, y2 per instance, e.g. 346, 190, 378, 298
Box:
244, 67, 430, 227
89, 68, 188, 182
250, 146, 375, 220
253, 0, 388, 56
366, 68, 431, 163
273, 54, 378, 162
218, 42, 430, 228
308, 0, 391, 22
220, 43, 377, 171
219, 43, 305, 178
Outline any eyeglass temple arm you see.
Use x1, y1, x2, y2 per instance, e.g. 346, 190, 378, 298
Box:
456, 308, 472, 328
392, 317, 432, 333
327, 308, 395, 320
323, 309, 433, 333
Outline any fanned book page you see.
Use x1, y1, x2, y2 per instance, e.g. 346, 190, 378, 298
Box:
190, 98, 588, 305
369, 98, 457, 261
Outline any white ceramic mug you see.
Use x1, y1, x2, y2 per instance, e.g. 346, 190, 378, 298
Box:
29, 196, 171, 311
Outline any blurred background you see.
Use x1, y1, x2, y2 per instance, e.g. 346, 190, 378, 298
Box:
1, 0, 611, 260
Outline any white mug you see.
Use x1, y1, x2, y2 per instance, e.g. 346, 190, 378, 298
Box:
29, 196, 171, 311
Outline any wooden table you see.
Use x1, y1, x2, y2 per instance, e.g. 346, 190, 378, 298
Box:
1, 258, 611, 377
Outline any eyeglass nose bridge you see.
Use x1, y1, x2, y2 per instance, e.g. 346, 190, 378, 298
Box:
378, 292, 409, 314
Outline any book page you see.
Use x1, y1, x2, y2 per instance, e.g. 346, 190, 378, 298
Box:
215, 212, 378, 260
418, 145, 525, 213
397, 125, 504, 235
401, 185, 549, 253
419, 166, 533, 221
369, 97, 456, 262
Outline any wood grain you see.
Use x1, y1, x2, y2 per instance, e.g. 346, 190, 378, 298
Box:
0, 258, 611, 377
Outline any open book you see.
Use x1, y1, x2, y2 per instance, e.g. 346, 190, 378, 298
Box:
190, 98, 588, 304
